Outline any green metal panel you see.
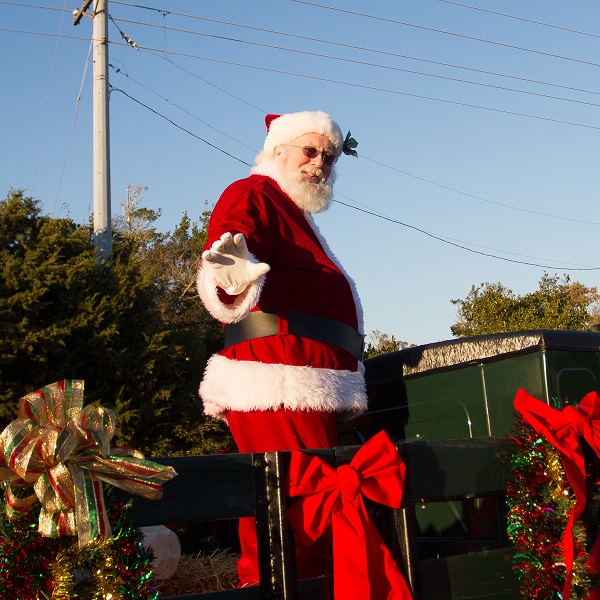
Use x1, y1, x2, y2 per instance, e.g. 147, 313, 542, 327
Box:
545, 350, 600, 403
419, 548, 518, 600
403, 366, 488, 440
482, 352, 547, 436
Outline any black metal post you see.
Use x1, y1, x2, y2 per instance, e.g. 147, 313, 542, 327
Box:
253, 451, 298, 600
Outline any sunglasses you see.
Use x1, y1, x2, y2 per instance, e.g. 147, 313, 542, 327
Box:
285, 144, 338, 166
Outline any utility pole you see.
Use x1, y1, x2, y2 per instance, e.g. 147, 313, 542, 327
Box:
74, 0, 112, 261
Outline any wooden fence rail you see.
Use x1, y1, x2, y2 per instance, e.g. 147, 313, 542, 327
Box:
125, 437, 518, 600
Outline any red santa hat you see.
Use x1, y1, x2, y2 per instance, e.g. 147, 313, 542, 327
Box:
262, 111, 344, 158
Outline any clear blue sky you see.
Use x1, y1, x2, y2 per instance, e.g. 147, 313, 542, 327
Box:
2, 1, 600, 346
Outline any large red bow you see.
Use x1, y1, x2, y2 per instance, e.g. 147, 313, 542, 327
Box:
287, 430, 413, 600
514, 388, 600, 599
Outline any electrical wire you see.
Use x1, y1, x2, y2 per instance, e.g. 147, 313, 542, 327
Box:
109, 16, 600, 110
333, 197, 600, 271
9, 1, 600, 100
108, 84, 598, 271
107, 0, 600, 99
436, 0, 600, 39
30, 0, 68, 195
361, 155, 600, 227
108, 62, 259, 153
143, 48, 265, 113
0, 1, 65, 13
0, 26, 92, 42
52, 38, 93, 215
108, 39, 600, 133
291, 1, 600, 70
9, 13, 599, 227
108, 51, 598, 229
6, 2, 600, 270
106, 8, 264, 113
109, 86, 253, 167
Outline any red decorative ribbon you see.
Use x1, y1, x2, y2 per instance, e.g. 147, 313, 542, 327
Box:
287, 430, 413, 600
514, 388, 600, 599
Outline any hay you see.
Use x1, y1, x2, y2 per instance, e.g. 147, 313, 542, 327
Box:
153, 549, 239, 596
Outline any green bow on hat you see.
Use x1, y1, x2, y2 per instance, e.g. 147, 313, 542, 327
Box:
343, 131, 358, 157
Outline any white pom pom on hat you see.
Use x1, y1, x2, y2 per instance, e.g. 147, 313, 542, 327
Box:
262, 111, 344, 158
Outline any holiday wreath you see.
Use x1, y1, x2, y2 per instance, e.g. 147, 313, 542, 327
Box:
507, 388, 600, 600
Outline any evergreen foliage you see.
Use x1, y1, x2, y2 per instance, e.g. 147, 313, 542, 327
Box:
0, 189, 229, 456
451, 272, 600, 337
363, 330, 408, 359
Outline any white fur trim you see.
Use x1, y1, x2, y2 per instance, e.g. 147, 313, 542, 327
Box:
196, 265, 265, 324
258, 111, 344, 164
250, 161, 279, 179
200, 355, 367, 419
304, 214, 365, 335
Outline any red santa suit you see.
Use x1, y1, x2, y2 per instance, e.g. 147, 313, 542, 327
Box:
197, 173, 367, 421
196, 111, 367, 586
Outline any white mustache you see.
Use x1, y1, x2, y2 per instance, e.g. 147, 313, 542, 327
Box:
301, 167, 325, 180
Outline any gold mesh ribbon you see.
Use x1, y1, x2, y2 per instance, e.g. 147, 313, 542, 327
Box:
0, 380, 177, 547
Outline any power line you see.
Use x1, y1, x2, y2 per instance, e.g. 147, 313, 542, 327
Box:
8, 6, 600, 105
361, 155, 600, 227
30, 0, 69, 196
436, 0, 600, 40
109, 81, 594, 269
109, 1, 600, 98
109, 86, 253, 167
108, 62, 259, 153
109, 16, 600, 110
112, 0, 600, 102
106, 48, 598, 230
108, 40, 600, 133
109, 74, 598, 270
53, 38, 93, 215
142, 48, 265, 113
0, 1, 66, 13
333, 197, 599, 271
9, 25, 600, 211
291, 1, 600, 70
8, 24, 600, 132
7, 3, 598, 272
10, 1, 600, 102
0, 26, 91, 42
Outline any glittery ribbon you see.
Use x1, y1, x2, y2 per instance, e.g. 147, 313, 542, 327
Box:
287, 430, 413, 600
0, 380, 177, 547
514, 388, 600, 600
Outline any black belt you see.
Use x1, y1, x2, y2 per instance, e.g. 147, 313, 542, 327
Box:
223, 310, 364, 360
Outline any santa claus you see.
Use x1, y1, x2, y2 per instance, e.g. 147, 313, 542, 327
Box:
196, 110, 367, 586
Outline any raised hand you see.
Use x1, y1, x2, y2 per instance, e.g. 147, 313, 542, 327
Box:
202, 232, 270, 295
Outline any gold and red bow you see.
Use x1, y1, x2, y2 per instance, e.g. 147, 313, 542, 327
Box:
287, 430, 413, 600
514, 388, 600, 599
0, 380, 177, 547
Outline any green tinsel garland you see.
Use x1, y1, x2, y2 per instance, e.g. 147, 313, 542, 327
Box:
507, 414, 600, 599
0, 486, 159, 599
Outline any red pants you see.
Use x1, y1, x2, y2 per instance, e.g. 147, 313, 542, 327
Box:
225, 409, 338, 587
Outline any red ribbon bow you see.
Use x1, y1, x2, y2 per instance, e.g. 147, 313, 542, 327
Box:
514, 388, 600, 599
287, 430, 413, 600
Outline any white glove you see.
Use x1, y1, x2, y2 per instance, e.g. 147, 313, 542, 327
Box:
202, 232, 270, 295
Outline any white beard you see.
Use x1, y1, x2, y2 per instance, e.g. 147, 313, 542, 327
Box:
251, 161, 336, 214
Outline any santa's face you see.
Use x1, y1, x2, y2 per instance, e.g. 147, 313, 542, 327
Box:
270, 133, 337, 213
274, 133, 335, 183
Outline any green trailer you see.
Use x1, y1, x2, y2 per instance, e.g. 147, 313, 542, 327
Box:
341, 329, 600, 445
338, 329, 600, 557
